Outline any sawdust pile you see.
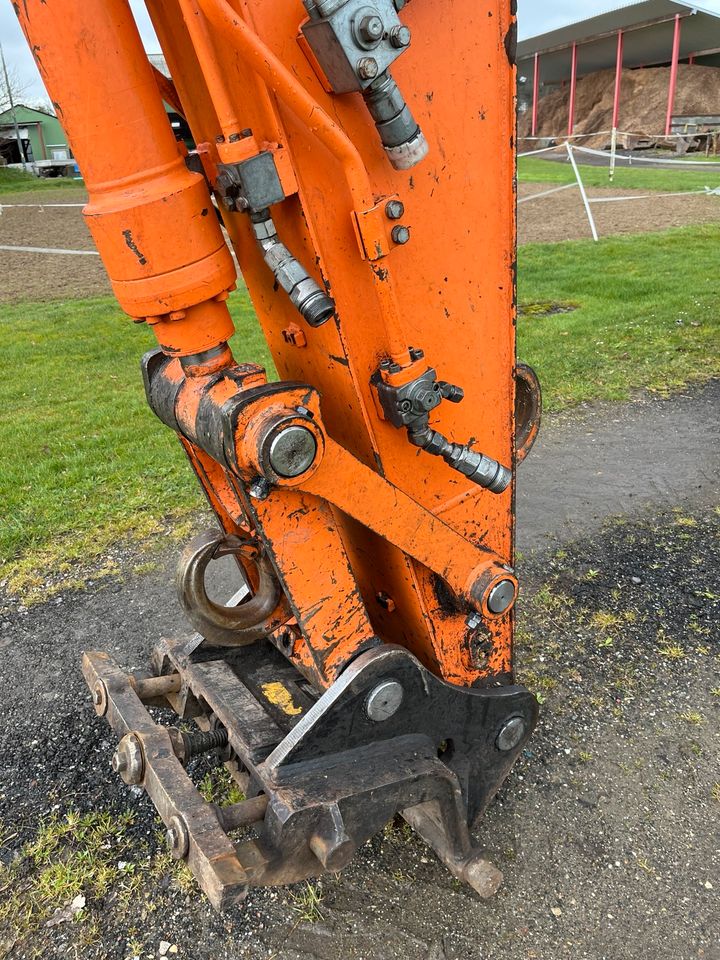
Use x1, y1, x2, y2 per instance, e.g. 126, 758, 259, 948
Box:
519, 64, 720, 147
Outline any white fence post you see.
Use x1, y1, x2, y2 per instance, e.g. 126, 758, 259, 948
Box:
566, 141, 599, 242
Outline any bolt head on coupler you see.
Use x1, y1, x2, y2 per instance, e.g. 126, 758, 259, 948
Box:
112, 733, 144, 785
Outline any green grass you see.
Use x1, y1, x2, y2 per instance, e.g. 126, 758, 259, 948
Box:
1, 222, 719, 599
0, 293, 272, 599
517, 223, 720, 410
0, 166, 85, 196
519, 156, 720, 193
0, 167, 85, 202
0, 810, 135, 947
0, 809, 199, 955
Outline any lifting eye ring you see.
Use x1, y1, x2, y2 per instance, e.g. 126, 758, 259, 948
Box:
176, 529, 280, 647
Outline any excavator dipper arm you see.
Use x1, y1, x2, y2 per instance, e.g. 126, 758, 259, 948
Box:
15, 0, 542, 906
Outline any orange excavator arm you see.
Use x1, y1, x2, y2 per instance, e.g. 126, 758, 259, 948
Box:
16, 0, 541, 907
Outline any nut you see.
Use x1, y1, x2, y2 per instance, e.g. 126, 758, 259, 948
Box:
357, 57, 379, 81
389, 25, 411, 48
91, 679, 108, 717
166, 814, 190, 860
391, 225, 411, 245
111, 733, 144, 785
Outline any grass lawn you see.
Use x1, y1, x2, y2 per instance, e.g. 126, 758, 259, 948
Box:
518, 223, 720, 409
0, 293, 272, 599
518, 155, 720, 193
0, 167, 85, 196
1, 223, 719, 598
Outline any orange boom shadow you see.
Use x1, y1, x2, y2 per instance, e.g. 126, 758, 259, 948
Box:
16, 0, 542, 907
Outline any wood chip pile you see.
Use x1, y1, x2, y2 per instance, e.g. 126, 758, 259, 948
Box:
519, 64, 720, 148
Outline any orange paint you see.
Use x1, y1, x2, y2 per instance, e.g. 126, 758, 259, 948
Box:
16, 0, 519, 690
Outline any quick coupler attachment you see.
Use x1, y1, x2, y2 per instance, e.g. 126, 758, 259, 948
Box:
83, 640, 538, 910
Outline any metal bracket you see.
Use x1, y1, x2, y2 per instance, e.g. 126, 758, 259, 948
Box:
83, 642, 537, 909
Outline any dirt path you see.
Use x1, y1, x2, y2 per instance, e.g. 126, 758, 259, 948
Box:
518, 180, 720, 244
1, 384, 718, 960
3, 184, 720, 303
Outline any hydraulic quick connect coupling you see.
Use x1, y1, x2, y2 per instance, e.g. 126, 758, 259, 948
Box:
251, 210, 336, 327
372, 356, 512, 494
362, 71, 429, 171
407, 424, 512, 494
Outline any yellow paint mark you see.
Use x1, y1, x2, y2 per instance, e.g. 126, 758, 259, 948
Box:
261, 682, 302, 716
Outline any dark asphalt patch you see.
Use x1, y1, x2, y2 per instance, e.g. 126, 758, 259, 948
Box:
0, 508, 718, 960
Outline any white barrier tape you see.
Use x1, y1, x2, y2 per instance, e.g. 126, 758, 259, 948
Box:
520, 129, 719, 142
0, 242, 242, 262
572, 144, 720, 167
0, 203, 84, 210
0, 244, 99, 256
518, 183, 577, 204
590, 187, 720, 203
565, 144, 598, 242
518, 145, 563, 158
518, 130, 614, 142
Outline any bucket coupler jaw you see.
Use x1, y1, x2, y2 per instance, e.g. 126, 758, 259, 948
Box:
83, 643, 538, 909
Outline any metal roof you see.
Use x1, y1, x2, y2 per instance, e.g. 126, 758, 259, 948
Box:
517, 1, 720, 85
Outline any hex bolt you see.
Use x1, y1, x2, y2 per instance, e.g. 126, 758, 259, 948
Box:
389, 25, 412, 48
385, 199, 405, 220
359, 14, 384, 43
111, 733, 144, 786
267, 425, 318, 478
357, 57, 379, 81
365, 680, 404, 721
496, 716, 527, 752
166, 814, 190, 860
487, 579, 517, 615
91, 679, 108, 716
391, 225, 411, 245
248, 477, 271, 500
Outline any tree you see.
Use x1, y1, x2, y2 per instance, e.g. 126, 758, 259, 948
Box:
0, 43, 30, 165
0, 51, 31, 116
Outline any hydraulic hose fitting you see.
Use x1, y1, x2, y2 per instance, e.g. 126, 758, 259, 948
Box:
363, 72, 429, 171
300, 0, 428, 170
251, 211, 336, 327
408, 425, 512, 494
372, 356, 512, 493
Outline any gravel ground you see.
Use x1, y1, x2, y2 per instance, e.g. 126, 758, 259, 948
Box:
0, 386, 718, 960
3, 184, 720, 304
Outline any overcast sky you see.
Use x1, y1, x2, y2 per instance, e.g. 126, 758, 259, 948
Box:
0, 1, 694, 104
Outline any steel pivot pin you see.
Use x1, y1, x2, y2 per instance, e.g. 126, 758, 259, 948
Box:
268, 425, 317, 478
496, 717, 527, 752
487, 579, 517, 614
365, 680, 404, 721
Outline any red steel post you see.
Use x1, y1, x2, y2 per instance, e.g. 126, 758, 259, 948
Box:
568, 42, 578, 137
531, 52, 540, 136
665, 14, 682, 136
612, 30, 624, 130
